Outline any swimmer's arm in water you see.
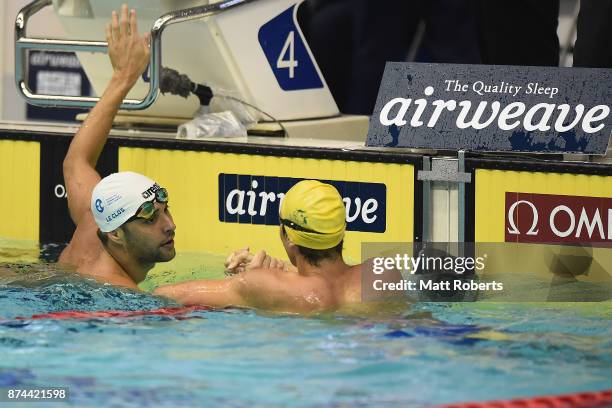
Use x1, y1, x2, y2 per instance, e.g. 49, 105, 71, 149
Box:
154, 269, 325, 313
153, 278, 246, 309
63, 5, 150, 226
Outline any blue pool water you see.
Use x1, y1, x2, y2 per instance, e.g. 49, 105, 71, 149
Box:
0, 253, 611, 407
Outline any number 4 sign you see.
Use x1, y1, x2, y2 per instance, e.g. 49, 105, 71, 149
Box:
277, 31, 298, 79
258, 5, 323, 91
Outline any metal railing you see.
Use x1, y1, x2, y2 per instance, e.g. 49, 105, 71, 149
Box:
15, 0, 256, 110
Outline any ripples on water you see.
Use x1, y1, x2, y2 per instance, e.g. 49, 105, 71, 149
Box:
0, 269, 172, 318
0, 244, 610, 407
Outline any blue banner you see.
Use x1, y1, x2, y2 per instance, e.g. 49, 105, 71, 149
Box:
219, 174, 386, 233
367, 63, 612, 154
258, 5, 323, 91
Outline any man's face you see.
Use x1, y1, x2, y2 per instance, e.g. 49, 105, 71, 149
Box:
122, 202, 176, 263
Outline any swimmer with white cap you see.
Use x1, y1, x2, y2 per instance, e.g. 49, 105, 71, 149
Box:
154, 180, 365, 313
58, 5, 176, 288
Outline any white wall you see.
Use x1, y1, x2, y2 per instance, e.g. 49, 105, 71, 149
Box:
0, 1, 7, 121
0, 0, 582, 122
2, 0, 66, 122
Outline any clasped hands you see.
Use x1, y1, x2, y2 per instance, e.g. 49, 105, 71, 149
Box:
224, 248, 291, 275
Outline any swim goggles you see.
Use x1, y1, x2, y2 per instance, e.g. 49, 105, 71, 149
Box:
279, 218, 322, 234
128, 188, 169, 222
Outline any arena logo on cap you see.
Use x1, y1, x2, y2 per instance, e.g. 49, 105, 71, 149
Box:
218, 174, 387, 233
505, 192, 612, 245
368, 63, 612, 154
142, 183, 161, 199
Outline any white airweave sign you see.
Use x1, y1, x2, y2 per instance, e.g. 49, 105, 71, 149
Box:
367, 63, 612, 154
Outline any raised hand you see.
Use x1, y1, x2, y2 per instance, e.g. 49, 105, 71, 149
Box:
105, 4, 151, 87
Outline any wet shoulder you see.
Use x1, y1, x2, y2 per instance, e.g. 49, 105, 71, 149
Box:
340, 264, 364, 304
58, 216, 104, 269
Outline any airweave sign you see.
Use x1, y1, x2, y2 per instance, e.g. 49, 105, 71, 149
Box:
367, 63, 612, 154
219, 174, 386, 233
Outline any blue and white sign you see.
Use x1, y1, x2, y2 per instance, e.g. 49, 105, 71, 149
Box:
95, 199, 104, 213
219, 174, 386, 233
27, 51, 91, 122
258, 5, 324, 91
367, 63, 612, 154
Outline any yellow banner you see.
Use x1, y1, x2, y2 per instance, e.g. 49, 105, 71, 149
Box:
0, 140, 39, 242
475, 168, 612, 286
119, 148, 414, 262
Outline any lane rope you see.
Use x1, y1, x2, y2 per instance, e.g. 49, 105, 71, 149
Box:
14, 306, 211, 320
438, 390, 612, 408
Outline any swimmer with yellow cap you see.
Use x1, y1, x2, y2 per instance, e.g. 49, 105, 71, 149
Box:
154, 180, 364, 314
277, 180, 347, 269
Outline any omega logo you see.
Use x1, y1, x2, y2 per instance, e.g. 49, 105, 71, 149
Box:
506, 193, 612, 242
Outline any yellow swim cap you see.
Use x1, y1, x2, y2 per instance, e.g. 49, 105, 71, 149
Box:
279, 180, 346, 250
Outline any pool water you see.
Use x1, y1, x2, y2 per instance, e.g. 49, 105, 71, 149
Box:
0, 245, 611, 407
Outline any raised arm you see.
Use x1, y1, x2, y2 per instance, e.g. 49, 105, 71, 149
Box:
63, 5, 150, 225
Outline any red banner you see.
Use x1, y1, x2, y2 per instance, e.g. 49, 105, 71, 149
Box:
505, 192, 612, 245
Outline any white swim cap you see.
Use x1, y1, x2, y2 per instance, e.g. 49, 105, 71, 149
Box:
91, 172, 163, 232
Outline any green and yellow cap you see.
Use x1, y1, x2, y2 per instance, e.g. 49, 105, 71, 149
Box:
279, 180, 346, 250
